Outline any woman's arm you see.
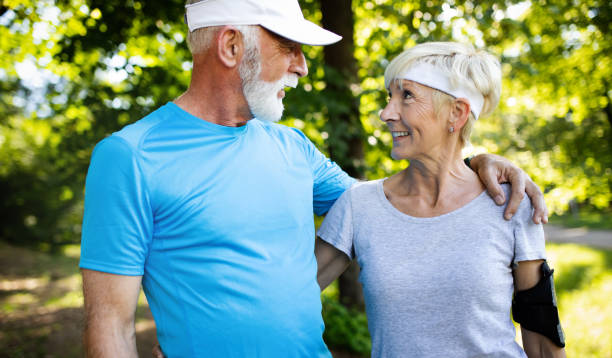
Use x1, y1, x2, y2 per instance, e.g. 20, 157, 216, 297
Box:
513, 260, 566, 358
315, 237, 351, 291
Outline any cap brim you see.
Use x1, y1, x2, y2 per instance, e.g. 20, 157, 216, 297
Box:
261, 19, 342, 46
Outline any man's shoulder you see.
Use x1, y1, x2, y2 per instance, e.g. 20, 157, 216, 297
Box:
255, 119, 311, 143
110, 103, 175, 149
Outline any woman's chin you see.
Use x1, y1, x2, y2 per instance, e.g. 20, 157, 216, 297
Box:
390, 150, 409, 161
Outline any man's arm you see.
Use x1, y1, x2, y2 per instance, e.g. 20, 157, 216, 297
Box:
513, 260, 566, 358
82, 269, 142, 358
469, 154, 548, 224
315, 237, 351, 291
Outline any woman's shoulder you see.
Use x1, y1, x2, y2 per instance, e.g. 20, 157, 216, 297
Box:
334, 179, 385, 215
346, 179, 384, 198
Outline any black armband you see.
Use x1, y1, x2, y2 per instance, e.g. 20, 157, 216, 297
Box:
512, 261, 565, 347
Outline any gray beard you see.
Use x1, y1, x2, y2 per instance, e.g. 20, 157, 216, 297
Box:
239, 45, 285, 122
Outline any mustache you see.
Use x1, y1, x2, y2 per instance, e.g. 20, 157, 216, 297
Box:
282, 75, 299, 89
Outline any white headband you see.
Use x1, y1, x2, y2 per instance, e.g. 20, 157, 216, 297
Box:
398, 62, 484, 119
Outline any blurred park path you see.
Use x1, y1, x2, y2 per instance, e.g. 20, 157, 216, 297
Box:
545, 224, 612, 249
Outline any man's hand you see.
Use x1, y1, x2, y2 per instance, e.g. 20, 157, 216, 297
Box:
82, 269, 142, 358
469, 153, 548, 224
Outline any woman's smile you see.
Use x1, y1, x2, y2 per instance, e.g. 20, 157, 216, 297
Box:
391, 130, 412, 143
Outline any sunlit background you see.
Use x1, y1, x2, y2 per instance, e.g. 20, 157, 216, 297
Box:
1, 0, 610, 357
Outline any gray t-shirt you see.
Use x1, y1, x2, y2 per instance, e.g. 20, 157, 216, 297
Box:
317, 180, 546, 358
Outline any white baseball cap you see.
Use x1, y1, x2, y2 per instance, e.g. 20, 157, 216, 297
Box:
184, 0, 342, 46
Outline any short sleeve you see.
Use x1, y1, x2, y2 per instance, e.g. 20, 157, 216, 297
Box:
316, 189, 355, 259
512, 198, 546, 264
79, 136, 153, 275
293, 128, 355, 215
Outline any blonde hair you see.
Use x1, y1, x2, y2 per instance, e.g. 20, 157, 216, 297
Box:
384, 42, 501, 146
185, 1, 259, 55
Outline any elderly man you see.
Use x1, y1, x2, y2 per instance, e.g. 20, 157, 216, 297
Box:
79, 0, 547, 357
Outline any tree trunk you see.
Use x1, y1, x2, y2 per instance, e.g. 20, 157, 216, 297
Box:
605, 92, 612, 140
603, 80, 612, 140
320, 0, 365, 309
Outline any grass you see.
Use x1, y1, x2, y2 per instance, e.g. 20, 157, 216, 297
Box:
1, 241, 611, 357
546, 243, 612, 357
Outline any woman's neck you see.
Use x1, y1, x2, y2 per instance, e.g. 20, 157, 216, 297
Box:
384, 145, 484, 216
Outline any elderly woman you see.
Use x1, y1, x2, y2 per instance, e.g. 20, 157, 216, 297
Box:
316, 42, 566, 357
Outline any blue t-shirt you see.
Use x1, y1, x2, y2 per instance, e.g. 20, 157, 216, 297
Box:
79, 102, 355, 357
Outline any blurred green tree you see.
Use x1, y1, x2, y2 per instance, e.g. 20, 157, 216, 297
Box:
1, 0, 191, 250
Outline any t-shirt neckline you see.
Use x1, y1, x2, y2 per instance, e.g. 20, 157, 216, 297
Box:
166, 101, 252, 136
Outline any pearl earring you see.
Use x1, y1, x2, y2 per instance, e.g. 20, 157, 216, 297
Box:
449, 126, 454, 133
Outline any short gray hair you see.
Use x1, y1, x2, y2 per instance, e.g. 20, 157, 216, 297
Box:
384, 42, 502, 147
185, 1, 259, 55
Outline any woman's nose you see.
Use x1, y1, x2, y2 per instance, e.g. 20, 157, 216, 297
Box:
380, 102, 398, 123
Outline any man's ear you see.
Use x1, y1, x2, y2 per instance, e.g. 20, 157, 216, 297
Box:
216, 26, 243, 68
449, 98, 471, 130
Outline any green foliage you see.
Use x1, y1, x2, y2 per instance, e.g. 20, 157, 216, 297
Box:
0, 0, 191, 248
322, 296, 371, 356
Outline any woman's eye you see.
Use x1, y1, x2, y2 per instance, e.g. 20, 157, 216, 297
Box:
402, 90, 413, 99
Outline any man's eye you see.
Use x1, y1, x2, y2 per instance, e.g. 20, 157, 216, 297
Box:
281, 40, 299, 52
402, 90, 413, 99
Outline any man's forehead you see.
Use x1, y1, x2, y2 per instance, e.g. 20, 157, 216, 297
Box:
262, 27, 301, 47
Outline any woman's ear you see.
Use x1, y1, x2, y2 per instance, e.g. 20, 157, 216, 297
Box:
216, 26, 243, 68
449, 98, 471, 130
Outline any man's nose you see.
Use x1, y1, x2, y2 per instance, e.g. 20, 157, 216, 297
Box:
289, 47, 308, 78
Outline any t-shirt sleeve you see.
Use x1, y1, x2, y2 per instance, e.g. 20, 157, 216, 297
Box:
294, 128, 356, 215
512, 197, 546, 263
316, 189, 354, 259
79, 135, 153, 275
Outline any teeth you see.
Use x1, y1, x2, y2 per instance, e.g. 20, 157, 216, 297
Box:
392, 131, 410, 137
